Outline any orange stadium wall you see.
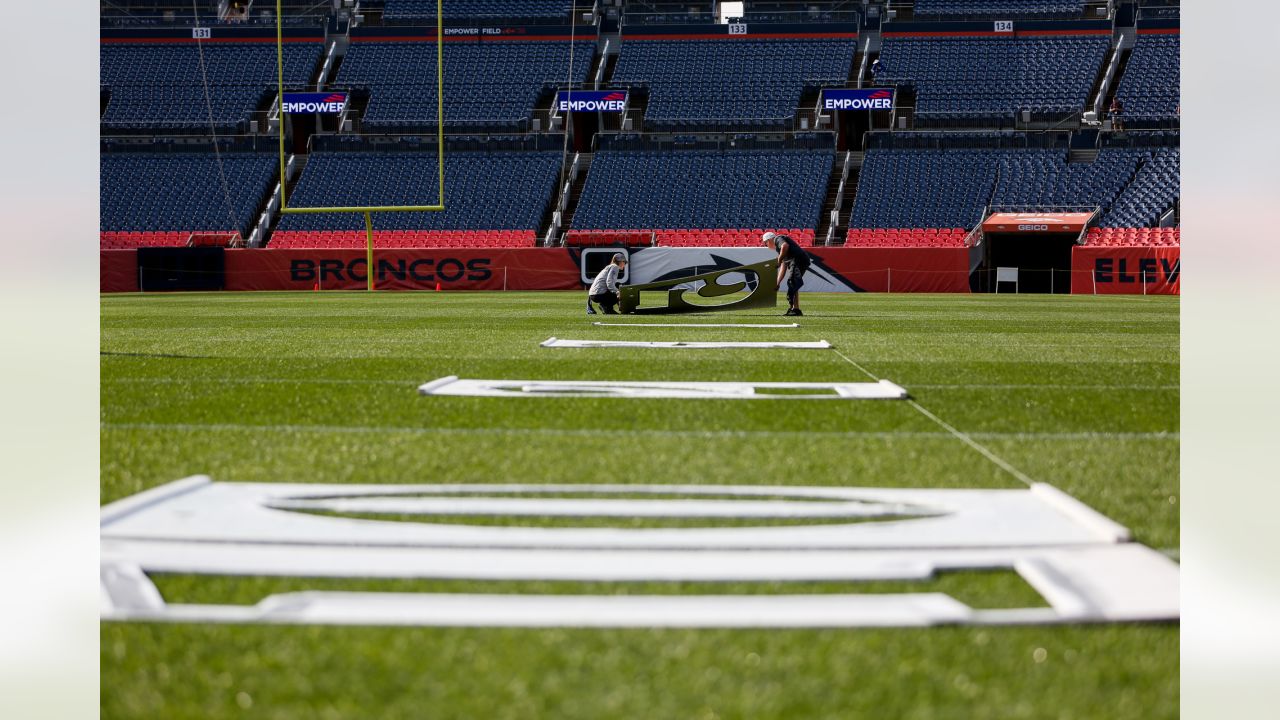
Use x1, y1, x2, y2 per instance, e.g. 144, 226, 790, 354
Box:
100, 247, 980, 293
1070, 246, 1181, 295
809, 248, 972, 293
101, 250, 138, 293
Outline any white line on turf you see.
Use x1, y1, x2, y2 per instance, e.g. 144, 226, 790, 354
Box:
102, 377, 1179, 391
824, 343, 1040, 487
100, 422, 1178, 441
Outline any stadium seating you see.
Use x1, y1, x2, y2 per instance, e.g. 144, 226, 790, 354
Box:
100, 153, 278, 243
571, 149, 832, 241
268, 230, 539, 249
912, 1, 1085, 20
612, 39, 855, 130
851, 149, 1000, 229
1099, 147, 1179, 226
844, 228, 970, 248
272, 150, 561, 241
851, 146, 1179, 230
1085, 227, 1180, 247
100, 42, 322, 133
338, 40, 594, 131
876, 34, 1109, 123
382, 0, 571, 22
568, 228, 815, 247
1113, 34, 1180, 123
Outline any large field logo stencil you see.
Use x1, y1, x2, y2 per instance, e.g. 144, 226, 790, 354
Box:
274, 1, 445, 290
619, 260, 779, 314
101, 477, 1179, 627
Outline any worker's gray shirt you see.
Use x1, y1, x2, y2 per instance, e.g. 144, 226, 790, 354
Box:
589, 264, 620, 295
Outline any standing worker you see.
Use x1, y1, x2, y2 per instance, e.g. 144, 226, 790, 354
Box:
762, 231, 811, 317
586, 253, 627, 315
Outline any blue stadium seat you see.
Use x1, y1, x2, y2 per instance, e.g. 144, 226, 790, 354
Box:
382, 0, 571, 22
612, 39, 855, 131
850, 145, 1180, 230
274, 151, 562, 232
1114, 34, 1180, 124
913, 1, 1085, 20
100, 42, 322, 133
1098, 147, 1179, 227
339, 40, 594, 132
100, 153, 277, 237
876, 34, 1109, 124
571, 149, 832, 231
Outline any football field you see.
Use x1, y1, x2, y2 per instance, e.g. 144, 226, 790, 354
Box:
101, 291, 1178, 718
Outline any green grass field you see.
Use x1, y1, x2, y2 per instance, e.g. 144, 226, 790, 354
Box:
101, 291, 1179, 719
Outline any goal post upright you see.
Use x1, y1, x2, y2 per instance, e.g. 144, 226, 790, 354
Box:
274, 0, 446, 290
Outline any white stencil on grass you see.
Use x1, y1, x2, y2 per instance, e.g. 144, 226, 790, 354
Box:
591, 322, 800, 328
541, 337, 830, 349
417, 376, 908, 400
100, 477, 1179, 627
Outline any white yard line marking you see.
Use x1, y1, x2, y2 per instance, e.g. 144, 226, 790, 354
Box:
101, 422, 1178, 442
102, 377, 1179, 391
906, 400, 1037, 488
824, 344, 1040, 487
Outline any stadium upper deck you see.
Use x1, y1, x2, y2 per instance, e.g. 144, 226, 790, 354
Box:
98, 1, 1179, 251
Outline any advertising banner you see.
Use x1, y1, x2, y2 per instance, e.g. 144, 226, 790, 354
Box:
982, 213, 1095, 234
821, 88, 896, 112
1070, 246, 1180, 295
281, 92, 348, 114
554, 90, 628, 113
223, 249, 582, 292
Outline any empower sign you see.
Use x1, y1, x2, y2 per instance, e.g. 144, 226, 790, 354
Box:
555, 90, 628, 113
281, 92, 348, 114
822, 88, 895, 111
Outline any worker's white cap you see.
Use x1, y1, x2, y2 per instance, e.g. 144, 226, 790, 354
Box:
761, 231, 777, 244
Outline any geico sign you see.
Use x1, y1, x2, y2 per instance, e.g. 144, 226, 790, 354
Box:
290, 257, 492, 283
1018, 224, 1051, 231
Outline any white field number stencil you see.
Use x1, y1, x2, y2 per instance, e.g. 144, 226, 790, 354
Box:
591, 322, 800, 328
100, 477, 1179, 627
540, 337, 830, 349
417, 376, 909, 400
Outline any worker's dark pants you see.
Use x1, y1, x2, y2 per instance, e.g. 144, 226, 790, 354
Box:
786, 263, 808, 304
590, 291, 620, 313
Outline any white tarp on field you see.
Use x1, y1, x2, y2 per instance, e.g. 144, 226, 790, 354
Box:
101, 477, 1180, 627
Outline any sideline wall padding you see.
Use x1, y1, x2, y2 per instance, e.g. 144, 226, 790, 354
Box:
1070, 246, 1180, 295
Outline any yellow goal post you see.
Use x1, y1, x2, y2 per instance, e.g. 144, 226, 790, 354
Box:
274, 0, 446, 289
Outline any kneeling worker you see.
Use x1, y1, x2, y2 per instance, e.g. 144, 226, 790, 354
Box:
587, 253, 627, 315
762, 231, 811, 316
